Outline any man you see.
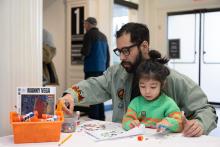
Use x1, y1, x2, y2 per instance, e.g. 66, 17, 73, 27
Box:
60, 22, 217, 137
79, 17, 110, 120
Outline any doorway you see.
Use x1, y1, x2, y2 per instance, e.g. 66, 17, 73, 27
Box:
168, 8, 220, 104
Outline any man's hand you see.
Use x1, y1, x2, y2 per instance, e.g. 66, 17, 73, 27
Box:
57, 94, 74, 115
182, 112, 204, 137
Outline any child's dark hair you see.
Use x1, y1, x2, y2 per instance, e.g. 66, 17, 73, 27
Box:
136, 50, 170, 85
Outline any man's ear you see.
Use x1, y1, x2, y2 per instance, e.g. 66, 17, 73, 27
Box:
142, 41, 149, 48
140, 41, 149, 58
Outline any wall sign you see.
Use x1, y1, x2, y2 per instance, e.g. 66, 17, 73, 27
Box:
169, 39, 180, 59
72, 7, 84, 35
71, 6, 84, 65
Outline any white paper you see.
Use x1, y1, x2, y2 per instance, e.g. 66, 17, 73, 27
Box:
78, 120, 145, 141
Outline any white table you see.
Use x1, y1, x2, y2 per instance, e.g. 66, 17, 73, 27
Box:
1, 122, 220, 147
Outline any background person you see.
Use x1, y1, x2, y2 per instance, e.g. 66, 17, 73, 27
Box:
79, 17, 110, 121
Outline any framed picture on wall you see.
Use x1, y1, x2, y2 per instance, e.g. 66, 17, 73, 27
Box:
168, 39, 180, 59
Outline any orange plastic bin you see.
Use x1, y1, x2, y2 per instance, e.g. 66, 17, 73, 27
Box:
10, 111, 64, 144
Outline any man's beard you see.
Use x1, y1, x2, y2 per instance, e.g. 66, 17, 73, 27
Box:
121, 51, 143, 73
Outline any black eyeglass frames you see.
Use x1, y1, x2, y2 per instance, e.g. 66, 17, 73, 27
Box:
113, 43, 138, 56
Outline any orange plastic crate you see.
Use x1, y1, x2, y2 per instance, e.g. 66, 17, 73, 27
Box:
10, 111, 64, 144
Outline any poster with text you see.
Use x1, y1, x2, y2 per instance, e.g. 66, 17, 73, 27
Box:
17, 87, 56, 118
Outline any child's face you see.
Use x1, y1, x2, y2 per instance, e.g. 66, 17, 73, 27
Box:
139, 78, 161, 101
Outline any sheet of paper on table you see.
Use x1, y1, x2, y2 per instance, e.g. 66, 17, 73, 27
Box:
76, 120, 169, 141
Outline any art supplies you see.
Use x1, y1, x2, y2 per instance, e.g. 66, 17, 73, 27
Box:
56, 99, 64, 111
10, 111, 64, 144
137, 135, 144, 141
76, 111, 80, 125
62, 117, 77, 133
58, 134, 72, 146
61, 111, 80, 133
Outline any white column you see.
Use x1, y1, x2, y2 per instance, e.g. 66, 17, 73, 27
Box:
0, 0, 42, 136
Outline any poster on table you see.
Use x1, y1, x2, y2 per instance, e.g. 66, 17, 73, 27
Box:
17, 87, 56, 118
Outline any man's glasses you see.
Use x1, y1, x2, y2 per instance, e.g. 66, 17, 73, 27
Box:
113, 44, 138, 56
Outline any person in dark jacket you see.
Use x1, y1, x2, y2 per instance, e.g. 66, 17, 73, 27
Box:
80, 17, 110, 120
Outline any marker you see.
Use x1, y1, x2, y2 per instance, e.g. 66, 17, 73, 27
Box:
182, 111, 188, 124
75, 111, 80, 125
46, 115, 58, 121
157, 124, 170, 134
56, 99, 64, 111
19, 112, 35, 122
42, 114, 53, 119
58, 134, 72, 146
158, 124, 169, 130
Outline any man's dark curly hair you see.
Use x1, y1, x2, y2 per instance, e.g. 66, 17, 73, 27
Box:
116, 22, 150, 45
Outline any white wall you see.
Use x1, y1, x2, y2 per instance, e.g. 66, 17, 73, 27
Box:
0, 0, 42, 137
43, 0, 66, 97
87, 0, 113, 46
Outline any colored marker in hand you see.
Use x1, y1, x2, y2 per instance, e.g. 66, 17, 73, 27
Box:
158, 124, 169, 130
157, 124, 170, 133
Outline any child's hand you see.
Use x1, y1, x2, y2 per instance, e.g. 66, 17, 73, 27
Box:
156, 119, 172, 132
129, 120, 140, 129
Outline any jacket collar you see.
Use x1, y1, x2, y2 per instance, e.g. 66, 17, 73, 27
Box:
118, 64, 133, 82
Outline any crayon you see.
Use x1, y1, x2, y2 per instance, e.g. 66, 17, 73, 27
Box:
56, 99, 64, 111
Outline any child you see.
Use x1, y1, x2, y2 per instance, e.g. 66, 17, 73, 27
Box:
122, 50, 183, 133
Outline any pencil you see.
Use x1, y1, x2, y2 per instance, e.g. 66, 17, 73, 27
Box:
58, 134, 72, 146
